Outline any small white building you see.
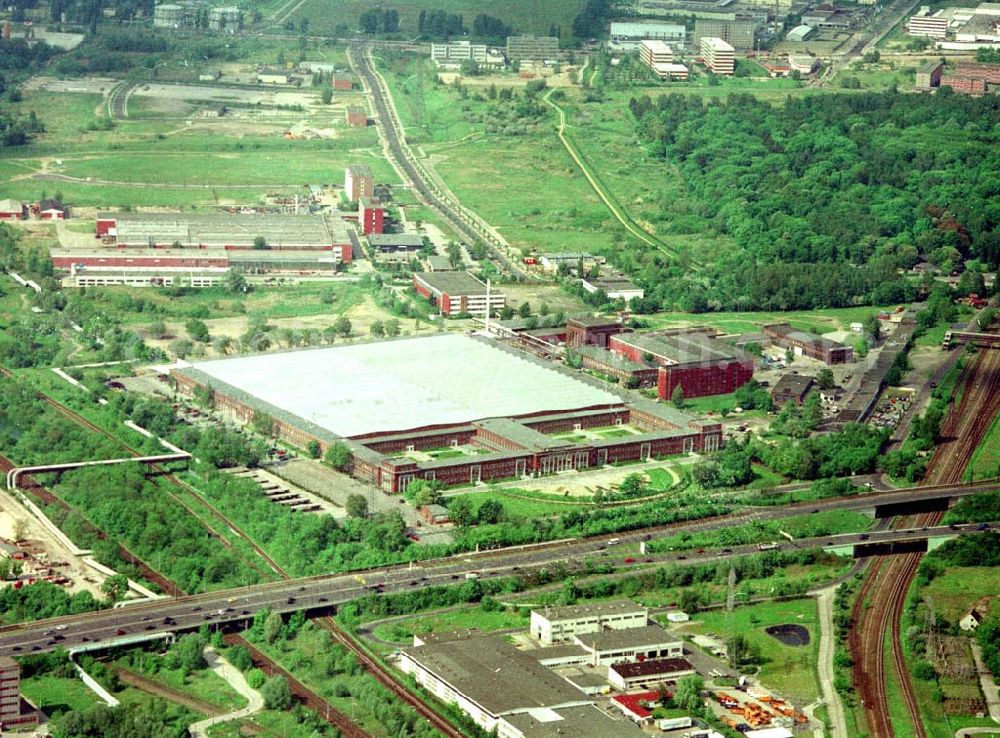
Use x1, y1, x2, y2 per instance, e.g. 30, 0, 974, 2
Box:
960, 608, 985, 631
666, 610, 690, 623
530, 600, 648, 646
608, 657, 696, 690
573, 624, 684, 666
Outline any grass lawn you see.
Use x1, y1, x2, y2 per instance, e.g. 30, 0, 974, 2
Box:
922, 567, 1000, 622
118, 662, 248, 711
684, 598, 821, 705
20, 675, 101, 719
371, 606, 529, 644
645, 306, 897, 335
207, 709, 343, 738
646, 466, 680, 492
458, 489, 595, 517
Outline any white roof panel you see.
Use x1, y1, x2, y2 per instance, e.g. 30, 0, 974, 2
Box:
190, 335, 620, 438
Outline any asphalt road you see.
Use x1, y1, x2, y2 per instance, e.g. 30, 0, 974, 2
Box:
0, 478, 995, 658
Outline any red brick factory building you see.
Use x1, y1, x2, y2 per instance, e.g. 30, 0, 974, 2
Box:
763, 323, 853, 364
413, 271, 506, 316
609, 328, 754, 399
172, 335, 723, 494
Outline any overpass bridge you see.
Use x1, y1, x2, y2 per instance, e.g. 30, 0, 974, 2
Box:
0, 490, 993, 660
5, 452, 191, 490
942, 331, 1000, 349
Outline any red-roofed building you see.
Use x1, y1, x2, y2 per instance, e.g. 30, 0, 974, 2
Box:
611, 691, 662, 724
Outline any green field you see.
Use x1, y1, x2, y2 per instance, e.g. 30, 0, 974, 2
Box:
922, 566, 1000, 622
20, 675, 101, 718
683, 598, 821, 704
290, 0, 585, 38
371, 606, 529, 644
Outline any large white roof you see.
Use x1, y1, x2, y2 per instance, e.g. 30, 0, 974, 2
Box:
191, 334, 620, 438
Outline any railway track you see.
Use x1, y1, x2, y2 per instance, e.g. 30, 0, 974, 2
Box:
224, 633, 372, 738
316, 617, 467, 738
349, 44, 530, 281
1, 367, 284, 578
851, 348, 1000, 737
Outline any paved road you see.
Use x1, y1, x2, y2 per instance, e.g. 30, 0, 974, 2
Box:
0, 477, 993, 659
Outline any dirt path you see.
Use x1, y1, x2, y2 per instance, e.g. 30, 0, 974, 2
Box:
115, 667, 225, 716
815, 586, 849, 738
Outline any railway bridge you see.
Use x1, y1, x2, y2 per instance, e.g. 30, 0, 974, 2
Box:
5, 452, 191, 490
942, 330, 1000, 349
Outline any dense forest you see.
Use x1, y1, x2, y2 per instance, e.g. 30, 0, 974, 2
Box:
621, 92, 1000, 312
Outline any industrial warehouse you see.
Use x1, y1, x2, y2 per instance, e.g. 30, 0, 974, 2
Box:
50, 211, 355, 285
173, 334, 722, 493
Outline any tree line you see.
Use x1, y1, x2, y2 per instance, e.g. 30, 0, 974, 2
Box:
618, 91, 1000, 312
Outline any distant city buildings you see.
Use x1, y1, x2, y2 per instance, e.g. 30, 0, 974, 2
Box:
639, 40, 689, 80
907, 2, 1000, 48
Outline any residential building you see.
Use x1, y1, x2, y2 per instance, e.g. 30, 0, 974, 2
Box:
413, 271, 505, 316
581, 273, 645, 302
345, 164, 374, 202
700, 37, 736, 75
763, 323, 853, 364
639, 40, 690, 79
610, 329, 753, 399
771, 373, 815, 406
431, 40, 488, 66
0, 657, 37, 731
695, 16, 755, 50
358, 197, 384, 235
565, 316, 626, 349
608, 657, 696, 690
346, 105, 368, 127
908, 6, 949, 36
0, 199, 26, 220
398, 637, 592, 733
610, 21, 686, 49
506, 35, 559, 62
530, 600, 648, 645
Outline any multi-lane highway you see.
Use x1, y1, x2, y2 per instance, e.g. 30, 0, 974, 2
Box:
0, 473, 994, 658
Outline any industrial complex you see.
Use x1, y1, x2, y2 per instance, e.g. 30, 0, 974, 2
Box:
174, 334, 723, 493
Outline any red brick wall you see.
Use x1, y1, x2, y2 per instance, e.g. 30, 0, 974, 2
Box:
364, 430, 474, 454
657, 360, 753, 399
523, 409, 630, 434
361, 207, 384, 235
954, 64, 1000, 83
